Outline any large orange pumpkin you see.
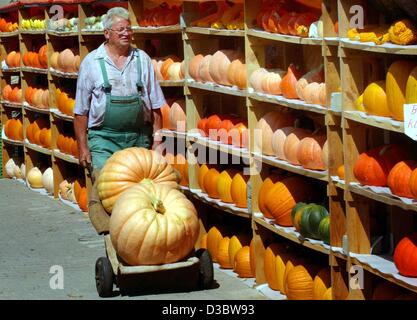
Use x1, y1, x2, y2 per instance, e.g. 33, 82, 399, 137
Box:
109, 180, 200, 265
285, 265, 319, 300
97, 147, 178, 213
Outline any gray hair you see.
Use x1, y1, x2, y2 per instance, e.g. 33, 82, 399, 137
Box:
103, 7, 130, 30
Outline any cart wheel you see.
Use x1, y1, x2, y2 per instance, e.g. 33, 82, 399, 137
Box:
195, 249, 214, 289
95, 257, 114, 297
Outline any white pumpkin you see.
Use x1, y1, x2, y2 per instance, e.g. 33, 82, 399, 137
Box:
309, 20, 324, 38
167, 62, 183, 81
42, 167, 54, 194
27, 167, 43, 188
20, 163, 26, 179
5, 158, 16, 178
13, 165, 22, 179
67, 182, 77, 203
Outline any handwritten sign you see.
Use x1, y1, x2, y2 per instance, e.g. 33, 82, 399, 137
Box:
404, 104, 417, 141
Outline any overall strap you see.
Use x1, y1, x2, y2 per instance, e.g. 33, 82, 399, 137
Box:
98, 58, 111, 93
135, 50, 143, 91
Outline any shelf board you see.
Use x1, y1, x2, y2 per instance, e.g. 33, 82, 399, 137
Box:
188, 188, 251, 219
80, 29, 104, 35
24, 140, 52, 155
330, 176, 347, 190
186, 80, 247, 97
340, 38, 417, 55
0, 30, 19, 37
1, 101, 23, 109
253, 152, 329, 182
159, 80, 184, 87
23, 103, 50, 114
49, 68, 78, 79
344, 111, 404, 133
253, 215, 331, 255
133, 25, 181, 34
50, 108, 74, 122
2, 136, 23, 146
188, 133, 251, 160
349, 183, 417, 213
247, 28, 323, 45
248, 91, 327, 115
158, 129, 186, 139
185, 27, 244, 37
350, 254, 417, 294
47, 30, 79, 37
324, 37, 340, 46
21, 67, 48, 74
20, 29, 46, 35
53, 150, 79, 165
1, 67, 20, 73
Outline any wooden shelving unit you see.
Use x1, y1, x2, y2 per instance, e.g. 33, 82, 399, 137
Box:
1, 0, 417, 300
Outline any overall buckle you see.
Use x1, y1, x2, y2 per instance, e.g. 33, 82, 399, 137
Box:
103, 84, 112, 93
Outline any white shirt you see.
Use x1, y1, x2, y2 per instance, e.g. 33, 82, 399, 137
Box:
74, 43, 166, 128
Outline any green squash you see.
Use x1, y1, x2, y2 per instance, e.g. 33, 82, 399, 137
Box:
299, 204, 329, 239
291, 202, 307, 221
292, 203, 310, 232
318, 216, 330, 244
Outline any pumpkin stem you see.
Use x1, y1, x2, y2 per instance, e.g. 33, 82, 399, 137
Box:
152, 198, 166, 214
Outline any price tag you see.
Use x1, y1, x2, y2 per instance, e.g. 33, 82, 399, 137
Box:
404, 104, 417, 140
10, 75, 19, 85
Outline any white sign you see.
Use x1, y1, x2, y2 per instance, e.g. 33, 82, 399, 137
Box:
404, 104, 417, 140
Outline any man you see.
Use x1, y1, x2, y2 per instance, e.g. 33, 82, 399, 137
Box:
74, 7, 165, 234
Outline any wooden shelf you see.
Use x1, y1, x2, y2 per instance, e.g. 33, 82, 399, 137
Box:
248, 91, 328, 115
159, 80, 184, 87
23, 103, 50, 114
50, 109, 74, 122
20, 30, 46, 35
246, 28, 323, 45
1, 101, 23, 109
188, 188, 251, 219
253, 215, 331, 255
47, 30, 79, 37
0, 30, 19, 37
350, 254, 417, 294
133, 25, 181, 34
1, 67, 20, 73
344, 111, 404, 133
185, 27, 244, 37
340, 38, 417, 55
188, 133, 250, 160
49, 68, 78, 79
349, 183, 417, 214
324, 37, 340, 46
24, 140, 52, 155
21, 67, 48, 74
252, 152, 329, 182
80, 29, 104, 35
158, 129, 186, 139
2, 136, 23, 146
186, 80, 247, 97
53, 150, 79, 165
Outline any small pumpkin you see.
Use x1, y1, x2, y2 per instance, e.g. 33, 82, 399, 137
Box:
27, 167, 43, 188
169, 99, 186, 132
363, 81, 390, 117
228, 234, 250, 268
296, 134, 327, 170
285, 264, 317, 300
299, 204, 329, 239
249, 68, 268, 92
189, 54, 204, 81
258, 173, 283, 219
230, 172, 248, 208
204, 168, 221, 199
281, 64, 303, 100
234, 246, 254, 278
283, 128, 311, 166
207, 226, 225, 263
217, 169, 238, 203
42, 167, 54, 194
318, 216, 330, 244
313, 268, 331, 300
393, 233, 417, 277
387, 160, 417, 198
217, 237, 232, 269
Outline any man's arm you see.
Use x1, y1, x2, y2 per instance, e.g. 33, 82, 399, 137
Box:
74, 114, 91, 167
152, 108, 162, 151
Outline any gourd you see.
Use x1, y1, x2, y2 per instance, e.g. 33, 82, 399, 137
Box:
109, 180, 200, 265
42, 167, 54, 194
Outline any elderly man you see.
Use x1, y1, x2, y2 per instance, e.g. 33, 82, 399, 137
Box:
74, 7, 166, 234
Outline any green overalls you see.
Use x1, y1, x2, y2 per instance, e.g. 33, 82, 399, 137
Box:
88, 54, 153, 169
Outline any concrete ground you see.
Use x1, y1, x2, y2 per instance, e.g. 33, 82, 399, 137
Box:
0, 179, 268, 300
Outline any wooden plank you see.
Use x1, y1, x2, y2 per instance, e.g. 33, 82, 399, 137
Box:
344, 111, 404, 133
340, 39, 417, 56
134, 25, 182, 34
185, 27, 244, 37
187, 80, 247, 97
246, 29, 323, 46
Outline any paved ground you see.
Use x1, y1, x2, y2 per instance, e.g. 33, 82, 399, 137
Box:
0, 179, 267, 300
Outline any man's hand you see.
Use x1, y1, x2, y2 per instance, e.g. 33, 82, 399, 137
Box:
79, 146, 92, 168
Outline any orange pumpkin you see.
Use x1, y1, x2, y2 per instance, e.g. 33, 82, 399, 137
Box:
58, 49, 75, 72
217, 237, 232, 269
234, 246, 254, 278
38, 45, 48, 69
204, 168, 221, 199
264, 176, 315, 226
283, 128, 312, 165
3, 84, 12, 101
161, 57, 179, 80
387, 160, 417, 198
297, 134, 327, 170
198, 55, 214, 83
207, 226, 225, 263
281, 64, 303, 99
258, 173, 282, 218
217, 169, 238, 203
230, 122, 249, 148
271, 127, 296, 160
198, 163, 211, 192
160, 103, 171, 130
230, 172, 248, 208
169, 99, 186, 132
6, 51, 16, 68
77, 187, 88, 212
189, 54, 204, 81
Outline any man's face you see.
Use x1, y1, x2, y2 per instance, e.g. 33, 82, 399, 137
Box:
105, 16, 132, 46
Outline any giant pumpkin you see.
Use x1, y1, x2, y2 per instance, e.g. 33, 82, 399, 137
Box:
97, 147, 178, 213
109, 180, 199, 265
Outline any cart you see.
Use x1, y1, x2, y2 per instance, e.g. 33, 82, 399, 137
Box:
95, 235, 214, 297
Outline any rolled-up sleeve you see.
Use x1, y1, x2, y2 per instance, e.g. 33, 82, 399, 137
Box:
74, 56, 94, 116
141, 52, 166, 110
